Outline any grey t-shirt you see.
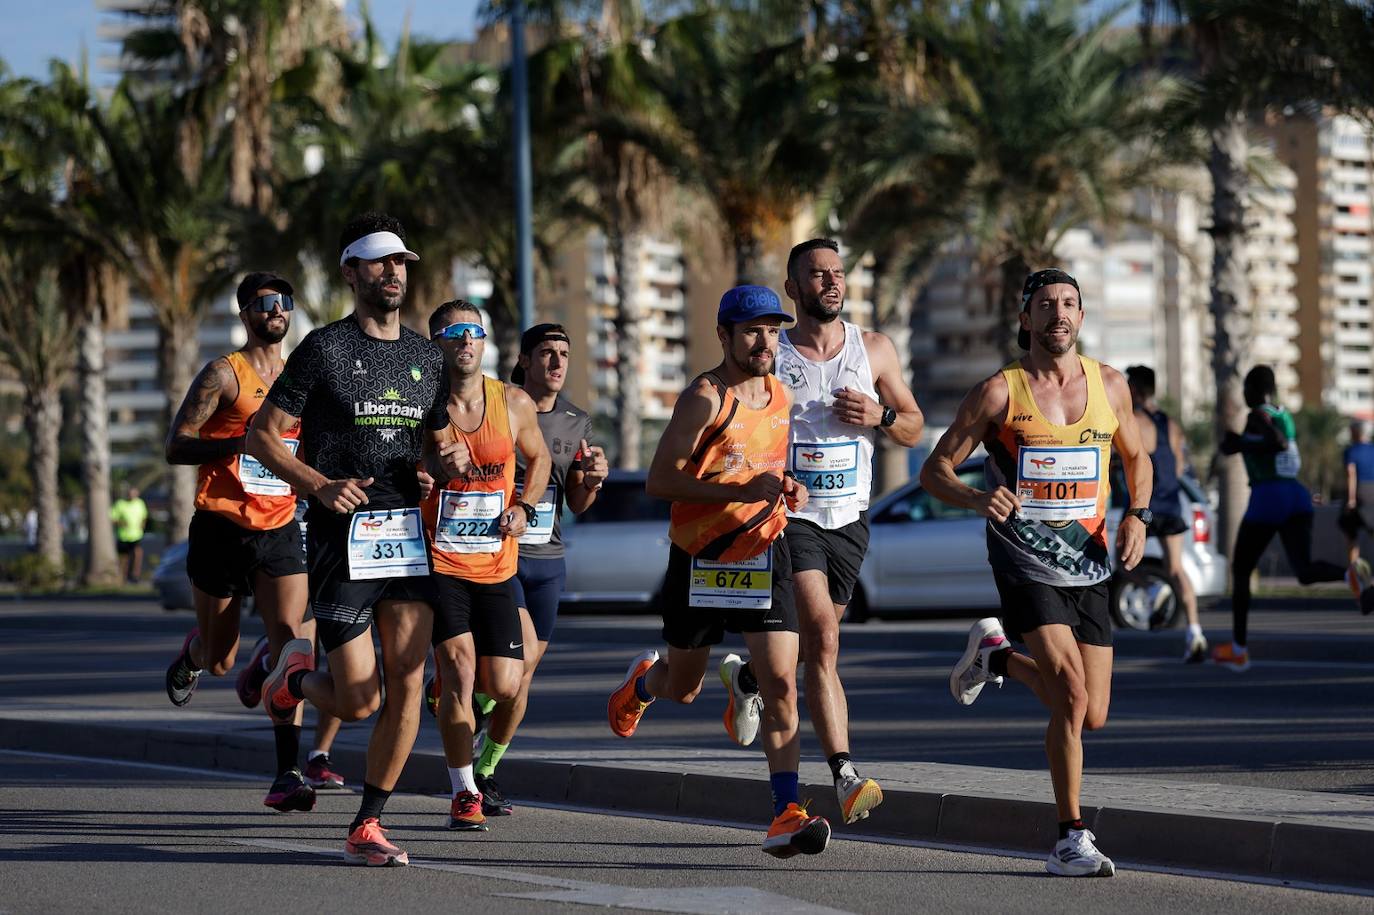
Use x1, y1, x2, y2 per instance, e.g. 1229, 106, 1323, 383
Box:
515, 394, 592, 559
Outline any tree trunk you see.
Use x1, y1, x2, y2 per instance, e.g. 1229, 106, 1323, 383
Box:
159, 316, 200, 544
79, 314, 120, 586
998, 253, 1031, 362
611, 228, 644, 469
870, 255, 914, 494
24, 385, 65, 574
1208, 116, 1252, 558
734, 231, 764, 286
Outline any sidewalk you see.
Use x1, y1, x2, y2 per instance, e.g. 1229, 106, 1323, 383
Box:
4, 698, 1371, 890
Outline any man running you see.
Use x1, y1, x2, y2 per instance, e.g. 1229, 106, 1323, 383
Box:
608, 285, 831, 859
247, 213, 450, 867
1339, 420, 1374, 572
467, 323, 608, 816
719, 239, 923, 824
1125, 365, 1207, 662
111, 486, 148, 583
1214, 365, 1366, 667
419, 300, 550, 832
922, 269, 1150, 877
163, 271, 342, 811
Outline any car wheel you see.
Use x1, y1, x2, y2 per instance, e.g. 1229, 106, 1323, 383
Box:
1109, 562, 1179, 631
843, 586, 870, 624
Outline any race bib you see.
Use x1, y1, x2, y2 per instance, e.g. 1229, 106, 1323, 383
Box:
689, 551, 772, 610
238, 439, 298, 497
347, 508, 428, 580
434, 490, 504, 554
516, 484, 559, 546
1016, 446, 1101, 521
791, 442, 860, 501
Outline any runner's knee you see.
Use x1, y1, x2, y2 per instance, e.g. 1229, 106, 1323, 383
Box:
336, 686, 381, 721
1083, 707, 1109, 731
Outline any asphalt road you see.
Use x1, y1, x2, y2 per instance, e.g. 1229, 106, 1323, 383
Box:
2, 752, 1369, 915
2, 598, 1372, 794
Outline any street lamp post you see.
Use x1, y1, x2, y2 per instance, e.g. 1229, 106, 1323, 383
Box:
511, 0, 535, 332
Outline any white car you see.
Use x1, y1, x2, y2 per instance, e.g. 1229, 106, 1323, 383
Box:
851, 460, 1228, 629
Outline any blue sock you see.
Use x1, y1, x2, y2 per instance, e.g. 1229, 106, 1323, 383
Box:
633, 674, 653, 703
769, 771, 799, 816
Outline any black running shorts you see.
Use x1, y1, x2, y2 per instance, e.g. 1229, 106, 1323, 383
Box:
660, 537, 797, 651
1146, 513, 1189, 539
994, 572, 1112, 648
306, 516, 436, 652
432, 573, 524, 659
785, 512, 870, 605
187, 509, 306, 599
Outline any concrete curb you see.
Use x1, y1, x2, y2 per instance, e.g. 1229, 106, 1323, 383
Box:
3, 716, 1369, 889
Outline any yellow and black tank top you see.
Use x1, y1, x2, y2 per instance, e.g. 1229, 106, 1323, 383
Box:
983, 356, 1116, 587
668, 373, 790, 562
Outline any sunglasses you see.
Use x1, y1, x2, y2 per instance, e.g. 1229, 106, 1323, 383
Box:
242, 292, 294, 313
433, 322, 487, 341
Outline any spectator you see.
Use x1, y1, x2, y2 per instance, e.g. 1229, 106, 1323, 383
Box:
110, 486, 148, 584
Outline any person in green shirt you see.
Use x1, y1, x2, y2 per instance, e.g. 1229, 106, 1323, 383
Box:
110, 486, 148, 583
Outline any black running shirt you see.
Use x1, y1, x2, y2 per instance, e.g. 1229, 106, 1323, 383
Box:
267, 315, 448, 518
515, 395, 591, 560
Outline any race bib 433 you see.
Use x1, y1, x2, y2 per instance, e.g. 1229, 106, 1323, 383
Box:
791, 442, 859, 501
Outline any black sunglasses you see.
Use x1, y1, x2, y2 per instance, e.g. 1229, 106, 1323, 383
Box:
242, 292, 295, 313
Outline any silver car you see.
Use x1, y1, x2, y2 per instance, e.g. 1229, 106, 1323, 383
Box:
851, 459, 1228, 628
560, 470, 671, 608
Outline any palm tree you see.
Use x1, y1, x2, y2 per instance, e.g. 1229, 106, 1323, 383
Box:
649, 6, 835, 284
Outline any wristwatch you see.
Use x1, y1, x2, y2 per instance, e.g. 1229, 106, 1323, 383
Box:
879, 405, 898, 428
516, 500, 538, 525
1124, 507, 1153, 526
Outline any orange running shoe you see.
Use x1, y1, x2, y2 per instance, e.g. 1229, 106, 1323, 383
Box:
343, 817, 409, 867
262, 637, 314, 722
448, 790, 489, 831
762, 802, 831, 859
608, 649, 659, 738
1210, 641, 1250, 672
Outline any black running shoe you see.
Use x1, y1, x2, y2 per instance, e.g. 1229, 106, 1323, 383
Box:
475, 773, 513, 816
264, 768, 317, 812
165, 629, 201, 708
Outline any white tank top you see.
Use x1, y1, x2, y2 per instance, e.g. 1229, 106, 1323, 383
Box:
776, 321, 877, 529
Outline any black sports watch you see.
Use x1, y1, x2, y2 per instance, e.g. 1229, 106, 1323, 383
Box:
879, 405, 898, 428
516, 500, 538, 525
1124, 507, 1153, 526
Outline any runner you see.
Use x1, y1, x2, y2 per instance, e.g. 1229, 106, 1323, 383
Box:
921, 268, 1151, 877
608, 285, 831, 859
162, 271, 340, 810
246, 213, 450, 867
720, 239, 923, 825
1214, 365, 1369, 667
1338, 420, 1374, 578
1124, 365, 1207, 662
111, 486, 148, 583
419, 300, 551, 831
465, 323, 607, 816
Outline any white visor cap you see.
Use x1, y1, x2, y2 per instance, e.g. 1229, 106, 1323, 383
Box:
339, 231, 420, 266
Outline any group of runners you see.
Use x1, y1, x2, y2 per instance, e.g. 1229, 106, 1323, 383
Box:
157, 211, 1370, 878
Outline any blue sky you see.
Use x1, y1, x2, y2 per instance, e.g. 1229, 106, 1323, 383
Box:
5, 1, 481, 81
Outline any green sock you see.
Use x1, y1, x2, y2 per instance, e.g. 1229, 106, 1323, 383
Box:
475, 737, 509, 777
474, 692, 497, 715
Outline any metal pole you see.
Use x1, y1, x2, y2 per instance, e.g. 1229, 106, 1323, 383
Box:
511, 0, 535, 331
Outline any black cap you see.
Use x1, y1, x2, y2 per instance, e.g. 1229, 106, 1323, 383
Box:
236, 271, 294, 308
510, 323, 572, 385
1018, 268, 1080, 350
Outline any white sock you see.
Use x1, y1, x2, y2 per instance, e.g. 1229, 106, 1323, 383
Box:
308, 749, 327, 762
448, 764, 477, 796
1186, 624, 1203, 641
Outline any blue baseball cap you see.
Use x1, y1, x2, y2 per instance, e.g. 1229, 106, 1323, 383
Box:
717, 285, 795, 326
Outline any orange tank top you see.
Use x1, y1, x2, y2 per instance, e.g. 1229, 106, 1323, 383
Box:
422, 375, 518, 583
669, 373, 790, 561
195, 351, 299, 530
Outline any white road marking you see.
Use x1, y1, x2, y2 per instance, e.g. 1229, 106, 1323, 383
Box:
227, 837, 854, 915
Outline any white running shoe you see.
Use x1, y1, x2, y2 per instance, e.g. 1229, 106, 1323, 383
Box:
1046, 828, 1115, 877
835, 772, 883, 824
1183, 631, 1208, 664
949, 618, 1008, 706
719, 653, 762, 747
